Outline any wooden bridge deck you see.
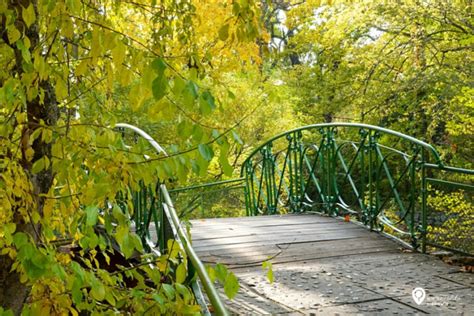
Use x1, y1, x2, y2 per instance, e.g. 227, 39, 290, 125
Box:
190, 214, 473, 315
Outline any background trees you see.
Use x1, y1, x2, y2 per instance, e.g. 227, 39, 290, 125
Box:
270, 1, 472, 165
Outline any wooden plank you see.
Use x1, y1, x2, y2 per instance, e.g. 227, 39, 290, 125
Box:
198, 242, 400, 267
192, 230, 371, 251
196, 235, 398, 259
191, 222, 364, 241
190, 213, 337, 227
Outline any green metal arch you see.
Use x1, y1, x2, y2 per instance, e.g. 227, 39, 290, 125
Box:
240, 122, 443, 176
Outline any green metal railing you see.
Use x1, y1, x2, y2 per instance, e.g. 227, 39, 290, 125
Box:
114, 123, 228, 316
240, 123, 473, 255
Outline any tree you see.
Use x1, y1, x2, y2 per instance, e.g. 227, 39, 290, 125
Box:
1, 0, 262, 313
271, 0, 472, 161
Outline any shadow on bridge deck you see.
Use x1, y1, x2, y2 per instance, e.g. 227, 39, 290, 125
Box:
190, 214, 473, 315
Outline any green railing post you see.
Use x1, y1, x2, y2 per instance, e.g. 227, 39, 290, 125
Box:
328, 127, 338, 215
262, 144, 277, 214
359, 128, 368, 224
287, 131, 304, 212
421, 149, 427, 253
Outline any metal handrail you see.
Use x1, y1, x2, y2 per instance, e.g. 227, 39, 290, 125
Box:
115, 123, 168, 155
241, 123, 443, 174
113, 123, 227, 315
160, 185, 228, 316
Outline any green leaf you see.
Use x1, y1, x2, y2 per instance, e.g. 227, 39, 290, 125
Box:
218, 24, 229, 41
162, 283, 175, 300
90, 277, 105, 301
115, 227, 135, 259
4, 223, 16, 245
85, 205, 98, 226
152, 74, 168, 101
224, 272, 239, 299
183, 80, 199, 109
13, 232, 28, 248
219, 154, 233, 176
70, 261, 85, 282
172, 76, 185, 95
198, 144, 214, 161
199, 91, 216, 115
152, 293, 165, 305
151, 58, 167, 75
263, 261, 274, 283
206, 265, 216, 282
22, 4, 36, 28
215, 263, 228, 284
71, 278, 83, 305
105, 291, 116, 306
175, 283, 191, 301
176, 263, 187, 284
31, 156, 48, 174
7, 26, 21, 44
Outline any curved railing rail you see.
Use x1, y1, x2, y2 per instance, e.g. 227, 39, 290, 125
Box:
241, 123, 473, 254
113, 123, 228, 315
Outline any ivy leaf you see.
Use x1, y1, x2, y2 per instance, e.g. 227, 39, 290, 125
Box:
198, 144, 214, 162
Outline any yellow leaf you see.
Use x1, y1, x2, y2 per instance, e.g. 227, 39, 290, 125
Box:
55, 78, 68, 100
7, 26, 21, 44
61, 16, 74, 38
112, 40, 126, 67
75, 60, 89, 76
22, 4, 36, 28
31, 157, 45, 174
91, 27, 102, 60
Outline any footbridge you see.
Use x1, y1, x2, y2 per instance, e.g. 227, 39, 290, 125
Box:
119, 123, 473, 315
